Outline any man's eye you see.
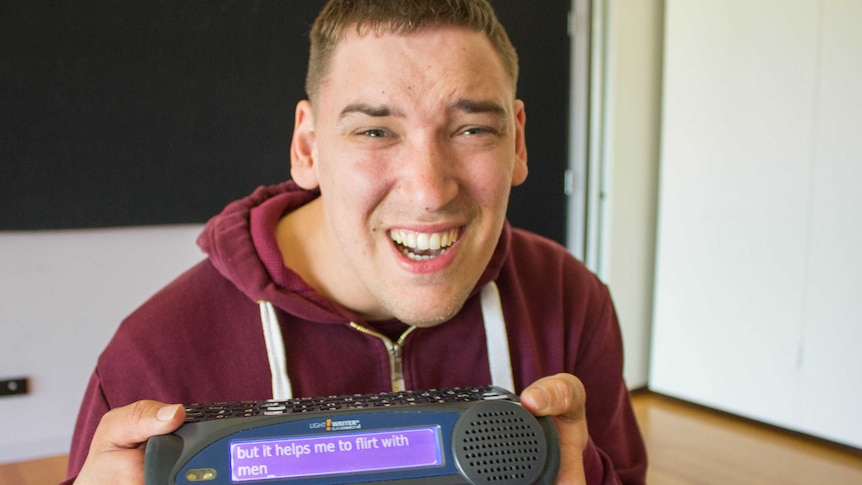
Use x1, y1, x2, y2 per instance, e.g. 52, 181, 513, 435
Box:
357, 128, 388, 138
460, 126, 498, 136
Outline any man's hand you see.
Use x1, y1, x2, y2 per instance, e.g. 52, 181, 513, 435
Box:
520, 373, 589, 485
76, 400, 185, 485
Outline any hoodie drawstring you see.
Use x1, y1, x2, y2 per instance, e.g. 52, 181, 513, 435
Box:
259, 300, 292, 400
481, 281, 515, 392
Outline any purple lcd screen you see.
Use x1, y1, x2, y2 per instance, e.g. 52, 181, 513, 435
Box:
229, 426, 443, 482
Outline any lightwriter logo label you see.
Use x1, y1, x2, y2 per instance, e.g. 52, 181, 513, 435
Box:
310, 418, 362, 432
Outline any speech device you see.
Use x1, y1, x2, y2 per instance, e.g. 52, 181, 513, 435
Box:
144, 386, 560, 484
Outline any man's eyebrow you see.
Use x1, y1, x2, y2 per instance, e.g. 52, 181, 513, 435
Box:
450, 99, 508, 117
337, 100, 507, 120
339, 103, 398, 119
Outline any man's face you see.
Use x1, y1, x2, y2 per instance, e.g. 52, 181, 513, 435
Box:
291, 26, 527, 327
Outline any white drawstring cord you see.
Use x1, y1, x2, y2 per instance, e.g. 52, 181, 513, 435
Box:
258, 300, 292, 400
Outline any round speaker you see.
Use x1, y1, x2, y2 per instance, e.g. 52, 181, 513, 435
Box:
452, 400, 549, 484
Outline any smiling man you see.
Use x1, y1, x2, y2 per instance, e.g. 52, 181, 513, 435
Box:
283, 25, 527, 327
65, 1, 646, 484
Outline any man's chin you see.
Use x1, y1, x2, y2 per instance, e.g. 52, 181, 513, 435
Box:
386, 297, 467, 328
371, 269, 483, 327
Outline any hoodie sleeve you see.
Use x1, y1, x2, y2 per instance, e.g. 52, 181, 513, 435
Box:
577, 291, 648, 484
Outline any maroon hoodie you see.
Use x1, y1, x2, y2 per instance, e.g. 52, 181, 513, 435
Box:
64, 181, 646, 483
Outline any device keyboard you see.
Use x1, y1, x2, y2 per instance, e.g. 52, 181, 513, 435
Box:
183, 386, 516, 423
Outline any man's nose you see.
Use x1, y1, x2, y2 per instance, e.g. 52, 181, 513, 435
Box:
398, 137, 459, 212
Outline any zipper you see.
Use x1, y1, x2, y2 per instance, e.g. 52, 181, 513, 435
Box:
349, 322, 417, 392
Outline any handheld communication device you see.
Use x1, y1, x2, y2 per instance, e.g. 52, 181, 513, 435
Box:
144, 386, 559, 484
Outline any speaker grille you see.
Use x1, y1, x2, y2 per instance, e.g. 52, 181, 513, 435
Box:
452, 401, 548, 484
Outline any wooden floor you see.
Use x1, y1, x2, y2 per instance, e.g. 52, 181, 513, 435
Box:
0, 454, 68, 485
2, 392, 861, 484
631, 391, 862, 484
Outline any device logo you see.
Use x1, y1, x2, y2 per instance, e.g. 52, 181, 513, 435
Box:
308, 418, 362, 432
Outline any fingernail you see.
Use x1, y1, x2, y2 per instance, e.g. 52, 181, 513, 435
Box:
157, 404, 180, 421
536, 388, 550, 409
525, 388, 549, 410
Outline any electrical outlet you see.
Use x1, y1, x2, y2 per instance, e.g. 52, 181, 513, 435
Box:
0, 377, 29, 397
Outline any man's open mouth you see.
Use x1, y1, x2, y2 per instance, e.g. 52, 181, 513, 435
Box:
389, 228, 460, 261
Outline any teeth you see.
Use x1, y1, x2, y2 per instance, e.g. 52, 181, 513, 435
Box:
390, 228, 460, 260
417, 233, 429, 250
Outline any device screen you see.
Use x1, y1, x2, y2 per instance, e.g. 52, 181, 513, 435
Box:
229, 425, 444, 482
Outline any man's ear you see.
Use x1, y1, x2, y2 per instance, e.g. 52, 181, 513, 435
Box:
511, 99, 529, 186
290, 100, 320, 190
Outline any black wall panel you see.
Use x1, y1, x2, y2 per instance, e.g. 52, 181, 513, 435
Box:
1, 1, 569, 245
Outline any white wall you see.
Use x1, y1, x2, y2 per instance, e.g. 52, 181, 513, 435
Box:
593, 0, 665, 389
793, 0, 862, 445
651, 0, 862, 448
0, 226, 204, 464
569, 0, 664, 388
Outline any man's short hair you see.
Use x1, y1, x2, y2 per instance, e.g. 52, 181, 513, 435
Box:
306, 0, 519, 101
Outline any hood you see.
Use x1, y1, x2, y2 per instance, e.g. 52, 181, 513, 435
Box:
197, 180, 512, 324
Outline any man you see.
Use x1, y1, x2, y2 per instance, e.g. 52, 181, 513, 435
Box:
65, 1, 647, 483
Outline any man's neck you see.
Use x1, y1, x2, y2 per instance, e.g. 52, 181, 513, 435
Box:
275, 197, 330, 297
